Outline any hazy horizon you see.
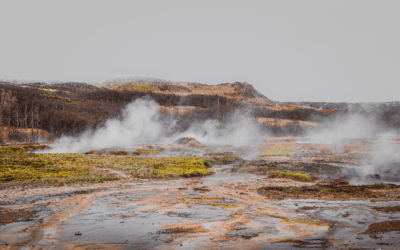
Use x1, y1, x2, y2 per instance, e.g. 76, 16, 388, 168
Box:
1, 0, 399, 103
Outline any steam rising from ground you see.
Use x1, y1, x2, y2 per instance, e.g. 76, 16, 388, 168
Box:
39, 97, 400, 185
302, 113, 380, 144
43, 97, 266, 153
295, 112, 400, 184
344, 133, 400, 185
178, 109, 264, 148
43, 98, 163, 153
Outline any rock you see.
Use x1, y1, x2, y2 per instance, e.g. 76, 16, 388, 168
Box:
173, 137, 202, 146
108, 150, 129, 155
332, 178, 349, 186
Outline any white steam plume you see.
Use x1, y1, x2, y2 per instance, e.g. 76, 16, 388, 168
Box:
42, 98, 163, 153
178, 109, 265, 148
303, 113, 379, 144
41, 98, 268, 153
344, 132, 400, 185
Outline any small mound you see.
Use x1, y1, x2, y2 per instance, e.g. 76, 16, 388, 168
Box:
173, 137, 202, 146
324, 178, 349, 186
108, 150, 129, 155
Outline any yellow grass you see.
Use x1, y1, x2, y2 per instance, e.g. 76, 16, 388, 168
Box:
254, 117, 319, 128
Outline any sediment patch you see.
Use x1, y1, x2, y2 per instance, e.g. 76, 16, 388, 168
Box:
258, 182, 400, 201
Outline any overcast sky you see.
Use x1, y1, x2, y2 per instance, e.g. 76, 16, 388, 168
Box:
0, 1, 399, 102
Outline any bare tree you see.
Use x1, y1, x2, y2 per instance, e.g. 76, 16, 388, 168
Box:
8, 105, 11, 140
0, 89, 17, 142
16, 109, 19, 128
15, 109, 20, 141
24, 103, 28, 141
35, 106, 40, 141
31, 106, 34, 141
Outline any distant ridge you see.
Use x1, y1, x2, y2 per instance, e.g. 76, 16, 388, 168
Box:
103, 75, 171, 84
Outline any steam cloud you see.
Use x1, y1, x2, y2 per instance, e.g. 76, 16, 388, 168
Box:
302, 113, 380, 144
179, 109, 264, 148
344, 132, 400, 185
42, 97, 266, 153
40, 96, 400, 185
43, 98, 163, 153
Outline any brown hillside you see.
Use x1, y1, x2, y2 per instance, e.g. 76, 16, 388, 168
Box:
0, 81, 336, 141
103, 81, 327, 112
254, 117, 319, 128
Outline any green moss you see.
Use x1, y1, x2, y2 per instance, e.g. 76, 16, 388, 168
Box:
149, 156, 214, 177
278, 172, 312, 181
0, 146, 213, 189
0, 154, 85, 181
133, 149, 161, 155
0, 145, 49, 155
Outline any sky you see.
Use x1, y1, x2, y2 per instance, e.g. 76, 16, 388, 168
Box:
0, 0, 399, 102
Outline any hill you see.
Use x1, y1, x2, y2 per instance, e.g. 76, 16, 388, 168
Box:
0, 80, 337, 142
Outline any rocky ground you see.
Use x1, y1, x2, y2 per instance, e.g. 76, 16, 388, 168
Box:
1, 137, 400, 249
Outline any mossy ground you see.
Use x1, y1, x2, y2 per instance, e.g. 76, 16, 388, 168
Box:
133, 149, 161, 155
0, 145, 214, 189
259, 183, 400, 201
275, 171, 312, 181
259, 146, 296, 156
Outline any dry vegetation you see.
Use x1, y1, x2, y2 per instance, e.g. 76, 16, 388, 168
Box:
254, 117, 319, 128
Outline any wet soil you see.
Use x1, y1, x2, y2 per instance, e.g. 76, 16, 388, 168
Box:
233, 158, 345, 182
0, 208, 38, 226
372, 205, 400, 213
364, 220, 400, 234
258, 182, 400, 201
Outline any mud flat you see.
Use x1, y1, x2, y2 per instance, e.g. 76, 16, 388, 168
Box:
1, 137, 400, 249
